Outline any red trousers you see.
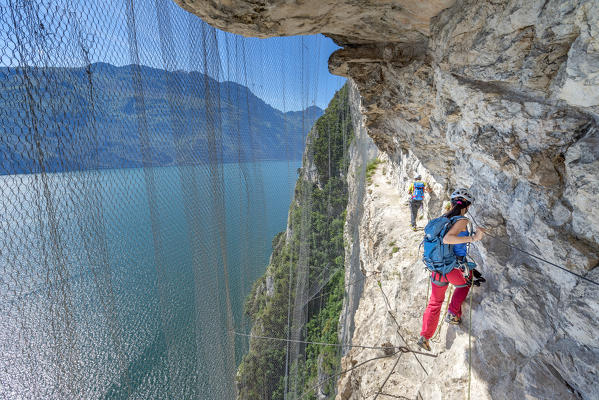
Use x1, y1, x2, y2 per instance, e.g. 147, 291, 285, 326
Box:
420, 268, 471, 339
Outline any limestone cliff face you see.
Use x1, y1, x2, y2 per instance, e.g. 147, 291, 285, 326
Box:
176, 0, 599, 398
338, 82, 378, 352
336, 153, 598, 400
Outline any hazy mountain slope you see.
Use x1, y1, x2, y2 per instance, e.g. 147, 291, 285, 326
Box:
0, 62, 322, 174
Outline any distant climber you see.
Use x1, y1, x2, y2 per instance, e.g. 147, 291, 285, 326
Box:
407, 175, 431, 231
417, 188, 486, 351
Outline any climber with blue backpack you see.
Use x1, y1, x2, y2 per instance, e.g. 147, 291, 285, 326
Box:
408, 175, 429, 231
417, 188, 486, 351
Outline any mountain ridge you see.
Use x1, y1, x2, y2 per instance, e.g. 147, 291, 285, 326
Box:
0, 62, 323, 174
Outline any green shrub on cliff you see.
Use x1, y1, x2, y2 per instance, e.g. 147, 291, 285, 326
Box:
302, 268, 345, 398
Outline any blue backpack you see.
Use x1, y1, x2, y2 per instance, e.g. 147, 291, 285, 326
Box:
412, 181, 425, 201
421, 216, 465, 275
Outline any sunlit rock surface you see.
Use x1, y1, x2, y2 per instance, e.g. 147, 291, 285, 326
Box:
175, 0, 599, 398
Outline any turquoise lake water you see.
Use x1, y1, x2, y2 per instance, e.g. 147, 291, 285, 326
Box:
0, 161, 300, 399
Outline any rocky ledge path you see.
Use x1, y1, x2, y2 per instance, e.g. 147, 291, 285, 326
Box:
337, 156, 484, 400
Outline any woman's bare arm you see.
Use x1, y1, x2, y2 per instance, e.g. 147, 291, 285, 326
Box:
443, 219, 485, 244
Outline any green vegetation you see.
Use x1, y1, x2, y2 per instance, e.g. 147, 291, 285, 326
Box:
300, 269, 345, 399
366, 158, 381, 185
389, 241, 396, 247
237, 85, 353, 400
391, 246, 399, 255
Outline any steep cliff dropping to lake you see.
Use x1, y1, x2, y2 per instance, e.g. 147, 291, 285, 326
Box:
236, 85, 353, 399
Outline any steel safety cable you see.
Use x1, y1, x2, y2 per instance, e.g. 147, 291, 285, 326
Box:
467, 212, 599, 286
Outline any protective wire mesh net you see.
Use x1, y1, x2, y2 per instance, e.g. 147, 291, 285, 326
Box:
0, 0, 349, 399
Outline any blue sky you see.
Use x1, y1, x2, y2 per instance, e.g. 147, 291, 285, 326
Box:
0, 0, 346, 111
216, 33, 347, 111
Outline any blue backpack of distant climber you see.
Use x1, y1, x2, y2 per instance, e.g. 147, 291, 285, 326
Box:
421, 216, 465, 275
412, 181, 425, 201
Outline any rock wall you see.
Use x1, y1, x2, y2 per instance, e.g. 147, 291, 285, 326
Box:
338, 81, 378, 353
175, 0, 599, 398
336, 152, 599, 400
172, 0, 455, 45
337, 153, 469, 400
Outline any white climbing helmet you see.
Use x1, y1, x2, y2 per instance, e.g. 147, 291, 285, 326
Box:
450, 188, 474, 204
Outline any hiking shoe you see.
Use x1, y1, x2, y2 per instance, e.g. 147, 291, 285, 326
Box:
417, 336, 431, 351
411, 225, 418, 231
445, 313, 461, 325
